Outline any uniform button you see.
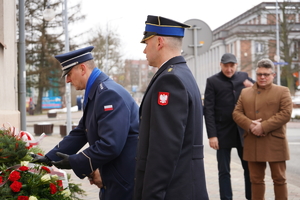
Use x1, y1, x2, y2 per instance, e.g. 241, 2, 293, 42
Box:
140, 116, 142, 120
137, 136, 139, 139
82, 174, 86, 177
85, 129, 88, 132
135, 157, 137, 161
103, 186, 107, 190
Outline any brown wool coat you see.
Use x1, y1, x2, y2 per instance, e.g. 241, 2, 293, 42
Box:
232, 83, 293, 162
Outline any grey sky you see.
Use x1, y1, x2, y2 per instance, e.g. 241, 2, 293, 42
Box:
74, 0, 276, 60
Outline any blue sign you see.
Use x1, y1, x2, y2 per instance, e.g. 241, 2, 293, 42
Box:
42, 96, 62, 109
273, 62, 288, 65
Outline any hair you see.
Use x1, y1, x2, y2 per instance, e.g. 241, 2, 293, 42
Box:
84, 59, 96, 70
256, 58, 275, 72
163, 36, 183, 50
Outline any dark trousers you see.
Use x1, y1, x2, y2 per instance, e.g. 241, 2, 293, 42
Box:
217, 147, 251, 200
248, 161, 287, 200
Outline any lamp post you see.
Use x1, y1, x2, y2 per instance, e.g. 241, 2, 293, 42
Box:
19, 0, 26, 130
276, 0, 281, 86
43, 0, 72, 133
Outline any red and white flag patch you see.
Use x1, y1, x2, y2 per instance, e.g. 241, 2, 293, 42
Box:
104, 105, 113, 111
158, 92, 169, 106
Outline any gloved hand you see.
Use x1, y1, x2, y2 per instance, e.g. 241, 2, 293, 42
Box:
52, 152, 71, 169
30, 153, 52, 166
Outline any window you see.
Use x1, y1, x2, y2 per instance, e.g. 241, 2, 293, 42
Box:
255, 42, 264, 54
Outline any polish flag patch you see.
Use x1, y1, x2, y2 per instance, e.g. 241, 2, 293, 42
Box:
104, 105, 113, 111
158, 92, 169, 106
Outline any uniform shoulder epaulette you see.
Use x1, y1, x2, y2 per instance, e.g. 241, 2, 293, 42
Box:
98, 82, 107, 93
167, 65, 175, 73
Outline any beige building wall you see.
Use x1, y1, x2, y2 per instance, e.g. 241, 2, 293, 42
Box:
0, 0, 20, 127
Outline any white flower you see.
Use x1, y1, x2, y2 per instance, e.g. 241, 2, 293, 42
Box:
29, 196, 38, 200
61, 189, 71, 197
51, 174, 59, 181
41, 174, 51, 182
21, 161, 29, 166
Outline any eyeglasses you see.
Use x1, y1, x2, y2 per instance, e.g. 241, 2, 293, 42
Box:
256, 73, 273, 77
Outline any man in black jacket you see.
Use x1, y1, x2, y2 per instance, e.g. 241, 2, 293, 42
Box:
204, 53, 254, 200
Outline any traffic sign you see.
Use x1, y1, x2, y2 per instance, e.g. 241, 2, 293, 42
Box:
182, 19, 212, 56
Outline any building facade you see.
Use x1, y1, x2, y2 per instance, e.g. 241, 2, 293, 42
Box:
185, 2, 300, 93
124, 59, 157, 104
0, 0, 19, 127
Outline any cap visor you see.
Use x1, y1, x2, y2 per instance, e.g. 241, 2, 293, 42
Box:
61, 68, 72, 78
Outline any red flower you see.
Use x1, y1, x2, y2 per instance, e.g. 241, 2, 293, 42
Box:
17, 196, 29, 200
10, 180, 22, 192
57, 180, 63, 191
9, 171, 21, 181
19, 166, 29, 171
37, 153, 44, 156
0, 176, 3, 183
50, 183, 57, 194
41, 166, 51, 173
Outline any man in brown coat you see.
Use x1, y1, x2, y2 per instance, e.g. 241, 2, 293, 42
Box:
232, 58, 293, 200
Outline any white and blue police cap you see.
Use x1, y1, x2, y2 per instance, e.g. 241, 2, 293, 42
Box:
55, 46, 94, 77
141, 15, 190, 43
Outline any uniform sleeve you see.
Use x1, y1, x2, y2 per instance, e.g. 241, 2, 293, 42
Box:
203, 78, 217, 138
69, 89, 131, 179
46, 118, 88, 161
143, 73, 188, 199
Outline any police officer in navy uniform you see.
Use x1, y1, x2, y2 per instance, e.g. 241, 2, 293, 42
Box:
133, 15, 209, 200
32, 46, 139, 200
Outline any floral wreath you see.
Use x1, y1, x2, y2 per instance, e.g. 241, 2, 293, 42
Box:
0, 123, 85, 200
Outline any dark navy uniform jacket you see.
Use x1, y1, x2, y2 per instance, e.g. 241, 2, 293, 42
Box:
46, 72, 139, 200
204, 71, 254, 148
133, 56, 209, 200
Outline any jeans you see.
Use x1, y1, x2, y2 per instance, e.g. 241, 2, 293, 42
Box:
217, 147, 251, 200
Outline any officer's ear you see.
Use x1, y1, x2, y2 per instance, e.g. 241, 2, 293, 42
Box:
78, 63, 87, 76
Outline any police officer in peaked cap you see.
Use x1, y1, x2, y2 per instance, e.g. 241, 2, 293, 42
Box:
32, 46, 139, 200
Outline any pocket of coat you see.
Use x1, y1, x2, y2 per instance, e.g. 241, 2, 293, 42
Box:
108, 165, 130, 189
271, 132, 285, 139
192, 145, 204, 159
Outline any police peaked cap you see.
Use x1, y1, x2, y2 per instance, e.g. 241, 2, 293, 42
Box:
55, 46, 94, 77
141, 15, 190, 43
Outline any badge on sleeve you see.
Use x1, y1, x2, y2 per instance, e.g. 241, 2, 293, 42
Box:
158, 92, 169, 106
104, 105, 113, 111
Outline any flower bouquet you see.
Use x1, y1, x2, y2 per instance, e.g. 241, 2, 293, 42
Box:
0, 123, 85, 200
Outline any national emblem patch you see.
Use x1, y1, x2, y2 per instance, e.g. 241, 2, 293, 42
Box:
158, 92, 169, 106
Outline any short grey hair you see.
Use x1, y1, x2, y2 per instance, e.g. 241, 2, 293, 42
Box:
163, 36, 183, 49
256, 58, 275, 72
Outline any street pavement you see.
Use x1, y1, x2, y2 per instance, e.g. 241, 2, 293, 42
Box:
25, 111, 300, 200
